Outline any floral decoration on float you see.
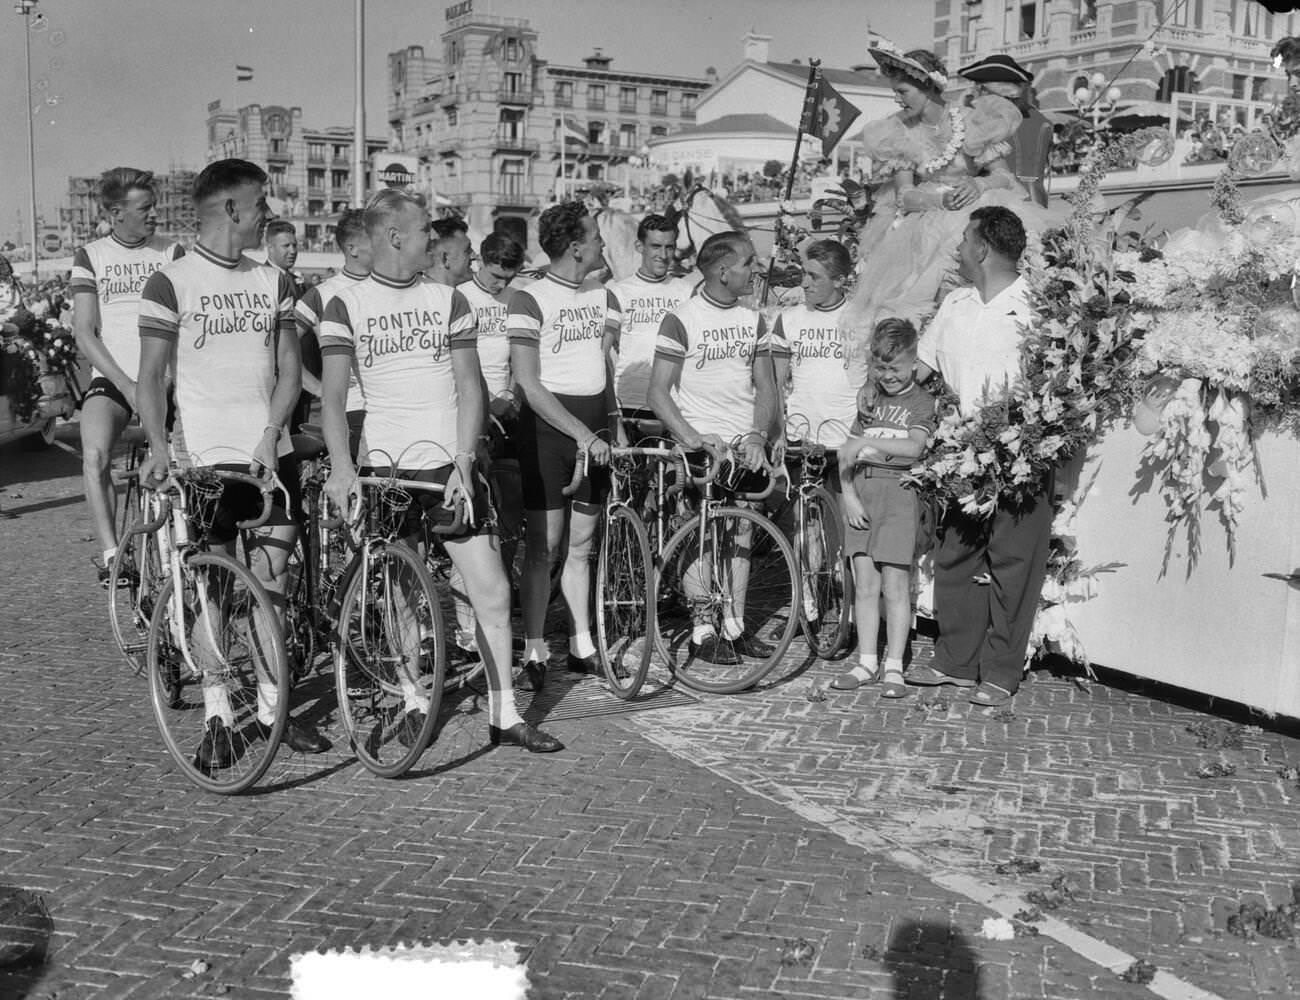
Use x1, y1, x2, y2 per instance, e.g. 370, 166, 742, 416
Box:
905, 121, 1300, 669
3, 315, 79, 425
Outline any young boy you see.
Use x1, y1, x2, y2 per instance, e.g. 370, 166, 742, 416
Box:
830, 318, 937, 698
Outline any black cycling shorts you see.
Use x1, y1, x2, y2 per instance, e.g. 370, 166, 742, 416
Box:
203, 462, 296, 544
517, 392, 610, 511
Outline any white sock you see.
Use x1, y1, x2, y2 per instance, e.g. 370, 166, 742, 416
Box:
569, 631, 595, 658
722, 617, 745, 641
102, 546, 117, 566
691, 624, 716, 645
256, 679, 280, 726
859, 651, 879, 670
523, 637, 547, 664
492, 697, 524, 730
204, 684, 235, 727
846, 662, 877, 682
882, 656, 904, 677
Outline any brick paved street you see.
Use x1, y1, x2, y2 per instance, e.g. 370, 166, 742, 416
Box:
3, 431, 1299, 999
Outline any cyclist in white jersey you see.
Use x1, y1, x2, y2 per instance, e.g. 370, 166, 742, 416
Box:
319, 189, 561, 753
138, 158, 330, 768
771, 239, 866, 451
508, 201, 621, 692
649, 231, 784, 665
70, 167, 183, 586
294, 209, 371, 458
458, 233, 526, 578
607, 213, 695, 421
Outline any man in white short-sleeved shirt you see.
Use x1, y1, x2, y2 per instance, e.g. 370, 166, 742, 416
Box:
607, 213, 695, 416
910, 206, 1051, 708
649, 231, 784, 665
137, 158, 328, 767
294, 209, 371, 458
318, 189, 561, 753
70, 167, 183, 586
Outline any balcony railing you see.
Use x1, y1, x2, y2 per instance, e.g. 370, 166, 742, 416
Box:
494, 132, 540, 154
587, 97, 606, 111
554, 93, 573, 108
498, 84, 535, 105
495, 177, 538, 205
619, 101, 638, 114
680, 108, 696, 120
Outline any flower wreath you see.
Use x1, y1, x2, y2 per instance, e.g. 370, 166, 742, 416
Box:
917, 105, 966, 176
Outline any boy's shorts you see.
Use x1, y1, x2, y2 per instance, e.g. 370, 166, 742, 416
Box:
842, 466, 918, 567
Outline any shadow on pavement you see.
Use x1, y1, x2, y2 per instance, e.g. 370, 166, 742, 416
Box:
0, 886, 52, 1000
884, 918, 982, 999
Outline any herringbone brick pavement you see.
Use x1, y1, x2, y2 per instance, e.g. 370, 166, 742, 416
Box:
1, 434, 1296, 999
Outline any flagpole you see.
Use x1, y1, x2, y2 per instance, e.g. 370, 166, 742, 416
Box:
760, 59, 819, 308
353, 0, 365, 209
558, 117, 566, 200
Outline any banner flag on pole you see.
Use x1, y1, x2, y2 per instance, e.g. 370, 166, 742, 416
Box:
235, 65, 254, 82
556, 115, 588, 147
799, 68, 861, 156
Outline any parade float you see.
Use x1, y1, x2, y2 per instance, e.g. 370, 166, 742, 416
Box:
908, 111, 1300, 718
0, 310, 78, 450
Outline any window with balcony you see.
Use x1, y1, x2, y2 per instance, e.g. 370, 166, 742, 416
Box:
588, 84, 606, 109
269, 138, 286, 155
503, 72, 523, 97
619, 124, 637, 148
505, 39, 521, 62
331, 170, 349, 188
1077, 0, 1097, 28
1232, 74, 1248, 100
443, 158, 459, 182
650, 89, 668, 115
1155, 66, 1199, 101
307, 168, 325, 189
499, 108, 526, 142
333, 145, 347, 160
308, 142, 325, 162
650, 125, 667, 138
681, 93, 697, 116
447, 107, 458, 127
620, 86, 637, 112
555, 81, 573, 107
499, 159, 526, 201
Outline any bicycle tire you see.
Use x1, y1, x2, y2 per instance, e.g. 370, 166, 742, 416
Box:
797, 485, 853, 659
334, 542, 444, 777
108, 515, 166, 675
653, 506, 799, 693
146, 551, 290, 794
595, 505, 654, 699
424, 548, 487, 692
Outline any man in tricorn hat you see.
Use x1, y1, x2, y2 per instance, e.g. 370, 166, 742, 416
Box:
959, 54, 1053, 207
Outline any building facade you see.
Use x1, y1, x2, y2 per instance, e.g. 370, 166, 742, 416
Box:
386, 2, 711, 247
935, 0, 1297, 130
59, 170, 198, 250
205, 101, 388, 249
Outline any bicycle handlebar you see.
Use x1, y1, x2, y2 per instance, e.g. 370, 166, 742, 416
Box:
353, 475, 466, 535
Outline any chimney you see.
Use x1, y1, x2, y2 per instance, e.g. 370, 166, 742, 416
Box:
742, 29, 771, 64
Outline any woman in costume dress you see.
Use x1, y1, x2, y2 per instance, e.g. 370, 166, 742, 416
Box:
841, 41, 1038, 354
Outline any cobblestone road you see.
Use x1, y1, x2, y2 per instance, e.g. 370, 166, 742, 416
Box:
2, 432, 1299, 999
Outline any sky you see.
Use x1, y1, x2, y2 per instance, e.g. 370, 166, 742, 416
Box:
0, 0, 927, 243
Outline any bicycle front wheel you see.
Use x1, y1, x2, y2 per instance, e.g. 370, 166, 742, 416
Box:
654, 506, 799, 693
334, 542, 444, 777
596, 505, 654, 699
798, 486, 853, 659
109, 518, 166, 675
146, 551, 290, 794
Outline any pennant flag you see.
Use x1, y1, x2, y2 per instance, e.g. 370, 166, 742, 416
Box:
235, 65, 254, 82
799, 69, 861, 156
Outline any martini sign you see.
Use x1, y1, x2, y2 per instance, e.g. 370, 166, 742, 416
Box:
378, 161, 414, 188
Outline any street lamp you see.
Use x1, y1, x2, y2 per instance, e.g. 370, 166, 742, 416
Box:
1072, 72, 1123, 132
15, 0, 40, 282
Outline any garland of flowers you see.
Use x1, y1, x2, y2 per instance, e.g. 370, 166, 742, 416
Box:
917, 106, 965, 177
3, 318, 78, 425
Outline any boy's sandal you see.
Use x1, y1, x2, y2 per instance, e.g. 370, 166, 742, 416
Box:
830, 665, 880, 690
968, 681, 1014, 707
880, 670, 909, 699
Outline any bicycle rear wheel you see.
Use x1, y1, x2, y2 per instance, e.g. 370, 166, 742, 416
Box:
109, 518, 166, 674
797, 486, 853, 659
334, 542, 443, 777
654, 506, 799, 693
595, 505, 654, 699
146, 551, 290, 794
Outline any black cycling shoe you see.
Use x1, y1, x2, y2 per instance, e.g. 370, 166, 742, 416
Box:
566, 652, 600, 675
729, 633, 775, 659
518, 659, 547, 692
194, 718, 235, 771
488, 722, 564, 753
689, 634, 741, 666
253, 716, 331, 754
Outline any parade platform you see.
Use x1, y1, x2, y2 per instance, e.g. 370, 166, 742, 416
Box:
1069, 424, 1300, 718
